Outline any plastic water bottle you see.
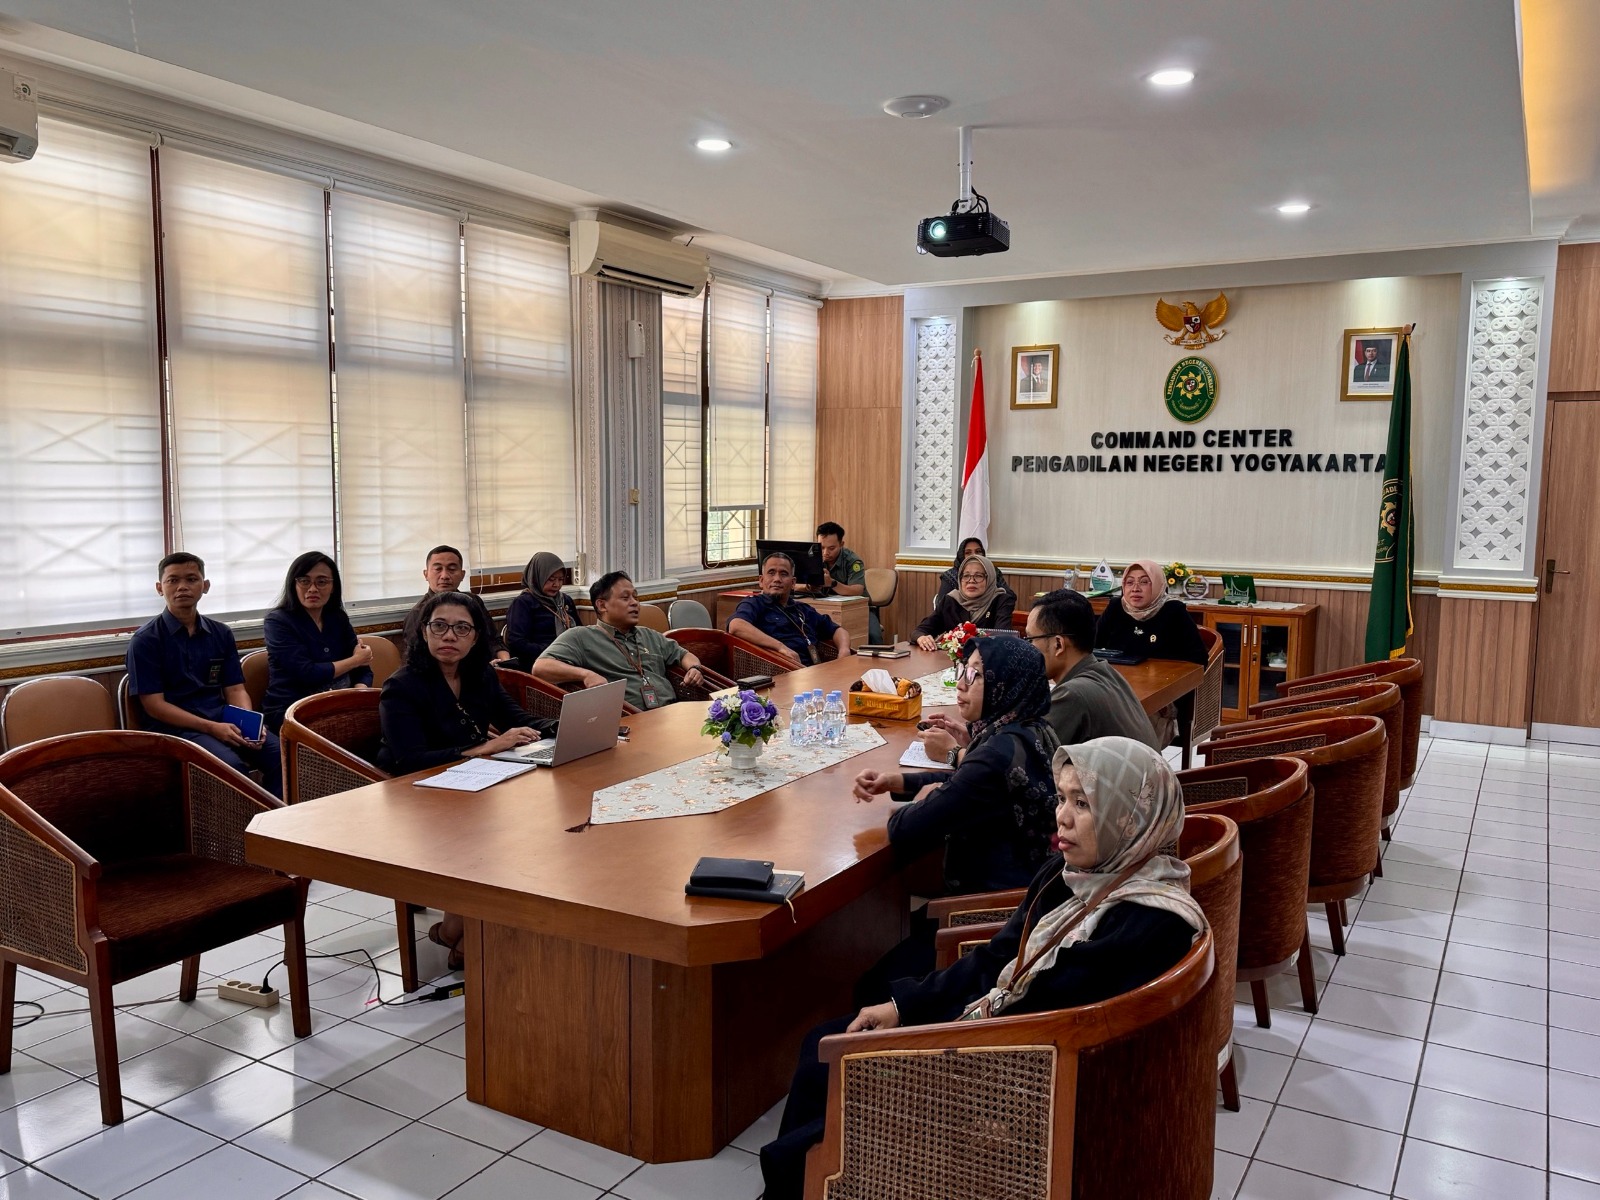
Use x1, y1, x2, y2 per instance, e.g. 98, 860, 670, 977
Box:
788, 695, 809, 747
822, 690, 847, 747
803, 690, 822, 745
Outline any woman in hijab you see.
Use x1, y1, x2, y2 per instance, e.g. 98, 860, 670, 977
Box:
504, 552, 581, 670
763, 736, 1205, 1200
933, 537, 1011, 610
1095, 558, 1207, 665
913, 554, 1015, 650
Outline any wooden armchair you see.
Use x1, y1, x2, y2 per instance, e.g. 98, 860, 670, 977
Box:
241, 649, 270, 709
495, 663, 617, 721
667, 628, 803, 678
0, 676, 119, 752
804, 930, 1217, 1200
1277, 657, 1424, 789
1235, 681, 1403, 855
1199, 715, 1387, 955
1180, 756, 1316, 1026
280, 690, 421, 994
0, 730, 312, 1125
359, 635, 402, 687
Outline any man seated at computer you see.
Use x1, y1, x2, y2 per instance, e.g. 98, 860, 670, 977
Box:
125, 552, 282, 798
402, 544, 510, 663
534, 571, 706, 710
729, 551, 852, 667
803, 521, 866, 597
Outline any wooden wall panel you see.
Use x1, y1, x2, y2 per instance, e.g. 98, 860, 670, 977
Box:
816, 297, 903, 575
1431, 597, 1536, 728
1551, 243, 1600, 393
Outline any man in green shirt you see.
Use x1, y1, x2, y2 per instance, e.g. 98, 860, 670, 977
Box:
534, 571, 705, 710
811, 521, 865, 597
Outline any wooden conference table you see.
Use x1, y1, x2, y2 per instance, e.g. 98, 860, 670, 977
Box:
245, 647, 1202, 1163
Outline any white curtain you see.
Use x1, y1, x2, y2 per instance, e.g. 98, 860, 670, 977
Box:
661, 291, 704, 573
464, 223, 575, 570
331, 192, 468, 601
706, 280, 769, 512
160, 150, 335, 613
767, 296, 819, 540
0, 120, 165, 629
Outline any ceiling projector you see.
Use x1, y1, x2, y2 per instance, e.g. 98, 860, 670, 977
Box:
914, 124, 1009, 258
917, 211, 1010, 257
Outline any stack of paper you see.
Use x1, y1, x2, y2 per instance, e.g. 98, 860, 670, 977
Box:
414, 758, 537, 792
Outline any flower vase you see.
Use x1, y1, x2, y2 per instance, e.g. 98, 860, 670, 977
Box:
943, 661, 959, 688
727, 741, 762, 771
1166, 583, 1185, 600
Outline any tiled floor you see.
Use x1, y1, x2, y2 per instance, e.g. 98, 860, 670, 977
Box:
1, 734, 1597, 1198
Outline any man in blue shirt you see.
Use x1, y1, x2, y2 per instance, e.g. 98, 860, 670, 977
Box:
728, 551, 851, 667
125, 552, 282, 797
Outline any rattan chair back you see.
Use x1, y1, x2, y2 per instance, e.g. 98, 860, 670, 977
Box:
0, 676, 119, 752
666, 627, 799, 678
1278, 657, 1424, 788
240, 649, 270, 709
359, 635, 402, 687
280, 689, 388, 805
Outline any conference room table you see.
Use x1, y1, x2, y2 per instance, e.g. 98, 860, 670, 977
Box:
245, 646, 1203, 1163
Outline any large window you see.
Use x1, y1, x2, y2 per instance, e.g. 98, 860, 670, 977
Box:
0, 118, 576, 634
661, 282, 818, 572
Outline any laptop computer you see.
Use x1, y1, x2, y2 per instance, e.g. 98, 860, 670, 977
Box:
493, 679, 627, 767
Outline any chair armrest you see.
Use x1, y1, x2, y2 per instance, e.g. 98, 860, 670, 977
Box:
0, 786, 100, 975
668, 664, 736, 702
925, 889, 1027, 929
933, 921, 1004, 969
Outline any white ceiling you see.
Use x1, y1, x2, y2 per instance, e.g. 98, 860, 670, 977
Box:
0, 0, 1562, 291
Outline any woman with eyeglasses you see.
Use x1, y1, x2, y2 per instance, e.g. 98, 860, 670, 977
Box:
912, 554, 1015, 651
850, 637, 1061, 997
504, 552, 581, 670
262, 551, 374, 733
931, 537, 1010, 611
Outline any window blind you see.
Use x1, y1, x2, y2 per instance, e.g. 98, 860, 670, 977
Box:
464, 223, 575, 568
767, 296, 819, 540
0, 120, 165, 630
160, 149, 335, 613
661, 292, 705, 573
706, 280, 769, 511
330, 192, 468, 601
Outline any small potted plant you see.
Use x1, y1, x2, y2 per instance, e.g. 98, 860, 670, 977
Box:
1165, 561, 1191, 598
702, 690, 780, 770
935, 621, 979, 687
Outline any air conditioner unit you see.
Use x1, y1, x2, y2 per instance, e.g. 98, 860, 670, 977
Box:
0, 70, 39, 164
570, 219, 709, 297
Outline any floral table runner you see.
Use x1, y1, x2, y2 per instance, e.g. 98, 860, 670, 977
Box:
912, 667, 961, 707
587, 723, 888, 825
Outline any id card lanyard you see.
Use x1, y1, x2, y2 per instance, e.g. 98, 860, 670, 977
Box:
606, 624, 659, 708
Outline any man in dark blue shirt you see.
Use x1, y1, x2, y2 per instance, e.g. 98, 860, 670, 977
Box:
728, 551, 850, 667
125, 552, 282, 797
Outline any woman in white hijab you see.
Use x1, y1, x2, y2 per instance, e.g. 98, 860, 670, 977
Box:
760, 736, 1206, 1200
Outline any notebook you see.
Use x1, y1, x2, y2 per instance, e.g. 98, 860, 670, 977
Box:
898, 741, 954, 770
222, 704, 264, 742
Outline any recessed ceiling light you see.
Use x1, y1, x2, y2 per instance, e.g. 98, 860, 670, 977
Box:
883, 95, 950, 119
695, 137, 732, 153
1147, 69, 1194, 88
1276, 201, 1312, 215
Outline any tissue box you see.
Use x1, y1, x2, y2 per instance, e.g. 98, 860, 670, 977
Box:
847, 678, 923, 721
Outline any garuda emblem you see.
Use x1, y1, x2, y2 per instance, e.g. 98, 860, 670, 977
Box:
1156, 292, 1229, 348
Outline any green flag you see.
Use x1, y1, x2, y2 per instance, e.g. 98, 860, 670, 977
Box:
1364, 331, 1414, 661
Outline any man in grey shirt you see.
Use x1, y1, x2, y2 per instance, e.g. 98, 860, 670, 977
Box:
1023, 588, 1160, 749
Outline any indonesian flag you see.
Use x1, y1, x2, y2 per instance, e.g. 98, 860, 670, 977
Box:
958, 350, 990, 544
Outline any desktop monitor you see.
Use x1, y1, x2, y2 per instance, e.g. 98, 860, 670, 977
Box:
755, 539, 825, 589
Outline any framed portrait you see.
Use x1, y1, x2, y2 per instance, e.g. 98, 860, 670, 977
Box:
1341, 327, 1402, 401
1010, 343, 1060, 410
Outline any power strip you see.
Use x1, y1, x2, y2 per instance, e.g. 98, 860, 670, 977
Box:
217, 979, 280, 1009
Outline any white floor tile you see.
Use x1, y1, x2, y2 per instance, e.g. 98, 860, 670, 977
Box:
1553, 1115, 1600, 1183
119, 1143, 310, 1200
1461, 870, 1547, 903
1427, 1005, 1547, 1066
33, 1109, 221, 1197
25, 1011, 182, 1078
1326, 952, 1439, 1002
260, 1021, 409, 1088
1231, 1045, 1294, 1103
428, 1025, 467, 1059
727, 1100, 782, 1155
237, 1091, 409, 1177
1314, 982, 1433, 1040
136, 993, 246, 1035
1297, 1021, 1424, 1083
420, 1095, 541, 1154
0, 1080, 146, 1162
0, 1166, 97, 1198
194, 1004, 335, 1060
116, 1033, 255, 1109
1554, 931, 1600, 968
1551, 1069, 1600, 1128
1255, 1106, 1401, 1193
1435, 971, 1546, 1024
337, 1044, 465, 1119
511, 1129, 643, 1191
1553, 991, 1600, 1035
319, 891, 406, 922
1551, 1027, 1600, 1078
611, 1147, 763, 1200
1364, 880, 1457, 915
351, 995, 465, 1045
1417, 1043, 1547, 1113
1374, 859, 1462, 892
1453, 892, 1550, 930
1214, 1095, 1273, 1156
157, 1061, 327, 1142
442, 1154, 602, 1200
1448, 914, 1547, 956
319, 1124, 499, 1200
1275, 1059, 1415, 1133
1441, 941, 1547, 988
1353, 901, 1452, 941
1405, 1086, 1546, 1168
1232, 1002, 1311, 1058
1393, 1137, 1545, 1200
1552, 959, 1600, 1000
0, 1055, 76, 1114
1463, 852, 1548, 883
1554, 907, 1600, 940
1237, 1160, 1387, 1198
1213, 1149, 1249, 1200
1336, 925, 1448, 971
1553, 1173, 1600, 1200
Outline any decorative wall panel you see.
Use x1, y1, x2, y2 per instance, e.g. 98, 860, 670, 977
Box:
908, 319, 957, 546
1453, 279, 1542, 570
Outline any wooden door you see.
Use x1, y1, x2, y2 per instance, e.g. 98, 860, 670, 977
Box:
1533, 399, 1600, 729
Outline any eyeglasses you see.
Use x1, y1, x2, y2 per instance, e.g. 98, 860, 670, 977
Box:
294, 575, 334, 589
956, 664, 984, 686
426, 620, 477, 638
959, 574, 987, 584
1023, 633, 1057, 645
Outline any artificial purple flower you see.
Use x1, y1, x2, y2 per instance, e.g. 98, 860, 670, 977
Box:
707, 699, 727, 721
764, 702, 778, 718
740, 699, 768, 727
720, 731, 733, 745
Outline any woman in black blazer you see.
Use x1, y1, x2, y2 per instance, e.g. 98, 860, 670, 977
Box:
504, 552, 581, 670
913, 555, 1015, 649
262, 552, 374, 732
1094, 558, 1206, 666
